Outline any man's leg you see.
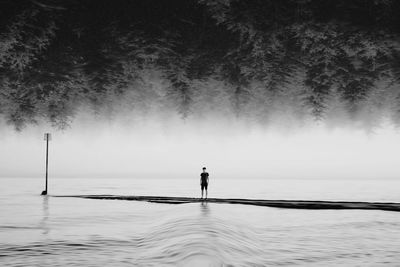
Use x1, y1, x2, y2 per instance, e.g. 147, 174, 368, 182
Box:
201, 188, 203, 199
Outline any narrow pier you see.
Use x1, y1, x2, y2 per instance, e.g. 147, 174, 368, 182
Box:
54, 195, 400, 212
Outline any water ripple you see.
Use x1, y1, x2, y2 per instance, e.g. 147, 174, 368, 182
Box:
1, 201, 400, 266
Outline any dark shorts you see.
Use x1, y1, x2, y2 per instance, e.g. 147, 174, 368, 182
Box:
201, 183, 208, 190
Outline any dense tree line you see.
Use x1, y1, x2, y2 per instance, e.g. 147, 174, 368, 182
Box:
0, 0, 400, 130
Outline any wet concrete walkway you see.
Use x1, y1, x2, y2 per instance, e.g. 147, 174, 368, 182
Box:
54, 195, 400, 212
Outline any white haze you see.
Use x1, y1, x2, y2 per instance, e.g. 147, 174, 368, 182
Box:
0, 113, 399, 180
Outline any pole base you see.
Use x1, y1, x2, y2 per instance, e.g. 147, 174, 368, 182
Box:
41, 190, 47, 195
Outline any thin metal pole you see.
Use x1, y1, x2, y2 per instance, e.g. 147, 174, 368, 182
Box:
45, 137, 49, 193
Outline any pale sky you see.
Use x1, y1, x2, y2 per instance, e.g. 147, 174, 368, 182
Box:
1, 113, 399, 180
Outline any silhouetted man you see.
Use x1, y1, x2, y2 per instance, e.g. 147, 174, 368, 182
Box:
200, 167, 209, 199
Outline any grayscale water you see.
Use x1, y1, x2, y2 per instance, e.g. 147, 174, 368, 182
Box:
1, 178, 400, 266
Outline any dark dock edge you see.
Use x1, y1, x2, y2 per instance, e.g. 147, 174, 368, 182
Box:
52, 195, 400, 212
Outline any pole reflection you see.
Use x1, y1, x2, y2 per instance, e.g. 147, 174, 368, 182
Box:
40, 196, 49, 235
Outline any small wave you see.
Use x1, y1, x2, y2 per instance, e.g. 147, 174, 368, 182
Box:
0, 225, 42, 230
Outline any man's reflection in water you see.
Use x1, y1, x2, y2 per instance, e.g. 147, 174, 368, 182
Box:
200, 200, 209, 216
40, 196, 49, 235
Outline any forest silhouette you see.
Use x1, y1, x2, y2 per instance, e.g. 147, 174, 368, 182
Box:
1, 0, 400, 130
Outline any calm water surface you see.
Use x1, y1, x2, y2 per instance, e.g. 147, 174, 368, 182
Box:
1, 178, 400, 266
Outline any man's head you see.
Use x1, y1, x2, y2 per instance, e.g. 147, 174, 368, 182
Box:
202, 167, 206, 172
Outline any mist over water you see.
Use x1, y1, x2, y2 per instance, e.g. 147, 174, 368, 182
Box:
1, 113, 400, 180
